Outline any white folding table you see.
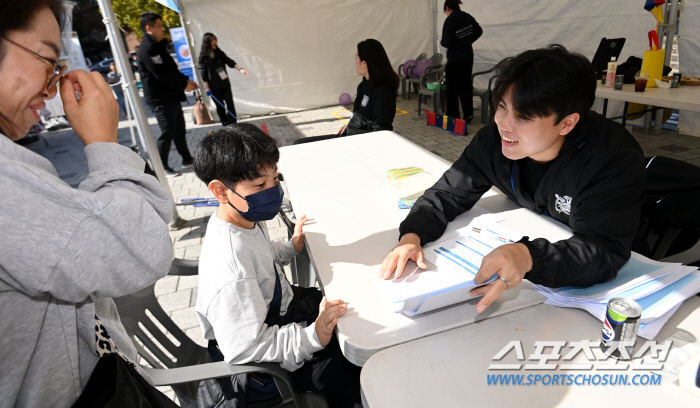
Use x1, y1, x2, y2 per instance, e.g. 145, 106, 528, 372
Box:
361, 296, 700, 407
278, 131, 572, 366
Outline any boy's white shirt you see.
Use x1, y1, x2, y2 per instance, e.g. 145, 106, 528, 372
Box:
195, 211, 323, 371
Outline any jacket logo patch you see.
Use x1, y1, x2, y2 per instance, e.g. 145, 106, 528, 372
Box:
555, 194, 572, 215
151, 55, 163, 64
361, 95, 370, 107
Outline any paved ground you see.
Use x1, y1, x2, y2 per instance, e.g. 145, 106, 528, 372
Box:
22, 91, 700, 401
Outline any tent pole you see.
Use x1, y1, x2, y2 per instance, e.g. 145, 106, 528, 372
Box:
174, 0, 219, 122
431, 0, 438, 56
662, 0, 679, 67
96, 0, 186, 229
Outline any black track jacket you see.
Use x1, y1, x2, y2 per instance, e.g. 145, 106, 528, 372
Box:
399, 112, 646, 288
137, 34, 189, 106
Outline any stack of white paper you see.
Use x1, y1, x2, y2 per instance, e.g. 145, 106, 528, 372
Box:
534, 253, 700, 339
376, 214, 524, 315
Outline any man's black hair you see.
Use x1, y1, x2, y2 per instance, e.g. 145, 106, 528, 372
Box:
193, 123, 279, 186
492, 44, 597, 124
140, 12, 162, 34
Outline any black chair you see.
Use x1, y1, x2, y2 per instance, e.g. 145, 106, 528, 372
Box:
471, 65, 497, 124
113, 258, 328, 408
397, 53, 427, 100
407, 53, 443, 99
417, 65, 446, 116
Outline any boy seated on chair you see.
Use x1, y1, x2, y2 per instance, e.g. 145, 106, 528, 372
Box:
193, 123, 361, 408
381, 45, 649, 311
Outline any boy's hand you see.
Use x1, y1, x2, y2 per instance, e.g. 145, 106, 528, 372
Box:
292, 215, 308, 253
315, 297, 347, 347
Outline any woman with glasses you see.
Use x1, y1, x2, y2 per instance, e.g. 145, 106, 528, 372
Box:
0, 1, 174, 406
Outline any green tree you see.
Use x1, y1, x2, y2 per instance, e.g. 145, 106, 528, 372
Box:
110, 0, 181, 40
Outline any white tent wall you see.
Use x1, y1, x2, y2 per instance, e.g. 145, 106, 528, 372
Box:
677, 1, 700, 137
180, 0, 432, 116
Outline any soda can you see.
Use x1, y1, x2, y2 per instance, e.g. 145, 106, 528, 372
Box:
614, 75, 624, 90
672, 72, 682, 88
601, 298, 642, 359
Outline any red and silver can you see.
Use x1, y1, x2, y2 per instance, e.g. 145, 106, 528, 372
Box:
600, 297, 642, 359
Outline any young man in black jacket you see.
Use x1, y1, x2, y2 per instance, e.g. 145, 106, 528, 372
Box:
138, 12, 198, 177
380, 45, 647, 313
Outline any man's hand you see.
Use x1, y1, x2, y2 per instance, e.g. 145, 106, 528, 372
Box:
379, 233, 427, 280
315, 297, 347, 347
470, 243, 533, 313
291, 215, 308, 253
59, 70, 118, 145
184, 80, 198, 92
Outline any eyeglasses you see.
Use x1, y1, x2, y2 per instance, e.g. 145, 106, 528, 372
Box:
2, 37, 67, 91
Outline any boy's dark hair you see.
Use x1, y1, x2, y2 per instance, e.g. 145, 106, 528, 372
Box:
444, 0, 463, 11
140, 12, 162, 34
193, 123, 279, 186
492, 44, 597, 124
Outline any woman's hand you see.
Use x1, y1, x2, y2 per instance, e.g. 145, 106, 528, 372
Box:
59, 70, 118, 145
291, 215, 308, 253
239, 69, 249, 77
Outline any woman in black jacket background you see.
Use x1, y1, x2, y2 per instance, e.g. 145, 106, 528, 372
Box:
293, 38, 399, 144
198, 33, 249, 126
441, 0, 482, 122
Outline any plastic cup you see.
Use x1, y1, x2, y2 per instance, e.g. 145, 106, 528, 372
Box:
634, 71, 649, 92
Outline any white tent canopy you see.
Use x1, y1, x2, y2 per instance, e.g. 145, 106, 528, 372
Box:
176, 0, 698, 133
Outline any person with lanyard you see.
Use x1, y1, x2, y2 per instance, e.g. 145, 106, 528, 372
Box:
441, 0, 482, 122
198, 32, 249, 126
380, 45, 649, 314
293, 38, 398, 144
137, 11, 199, 177
0, 1, 175, 405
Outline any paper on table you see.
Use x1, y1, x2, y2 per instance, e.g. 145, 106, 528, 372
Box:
377, 215, 524, 315
381, 171, 440, 200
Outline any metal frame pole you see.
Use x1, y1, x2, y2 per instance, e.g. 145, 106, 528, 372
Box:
431, 0, 439, 56
96, 0, 186, 228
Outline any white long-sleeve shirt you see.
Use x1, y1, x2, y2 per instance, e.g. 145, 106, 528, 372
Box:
195, 211, 323, 371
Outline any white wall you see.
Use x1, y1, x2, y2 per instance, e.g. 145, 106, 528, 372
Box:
182, 0, 432, 116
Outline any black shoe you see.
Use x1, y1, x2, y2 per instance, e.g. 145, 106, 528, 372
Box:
465, 116, 474, 124
165, 169, 181, 178
181, 161, 194, 169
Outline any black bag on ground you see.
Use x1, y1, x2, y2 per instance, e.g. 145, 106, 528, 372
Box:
72, 353, 179, 408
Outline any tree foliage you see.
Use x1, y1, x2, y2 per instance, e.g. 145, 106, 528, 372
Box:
110, 0, 181, 40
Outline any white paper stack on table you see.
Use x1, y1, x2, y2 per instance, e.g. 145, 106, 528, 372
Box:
534, 253, 700, 340
376, 213, 527, 315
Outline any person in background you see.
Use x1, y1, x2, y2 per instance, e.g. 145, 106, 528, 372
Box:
293, 38, 399, 144
441, 0, 482, 122
137, 11, 198, 177
198, 32, 248, 126
0, 0, 174, 406
107, 61, 127, 120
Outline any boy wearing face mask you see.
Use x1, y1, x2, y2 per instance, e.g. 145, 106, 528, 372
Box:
193, 123, 361, 407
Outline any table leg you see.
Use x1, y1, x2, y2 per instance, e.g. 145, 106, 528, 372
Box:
653, 107, 664, 134
602, 98, 608, 118
622, 102, 628, 127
